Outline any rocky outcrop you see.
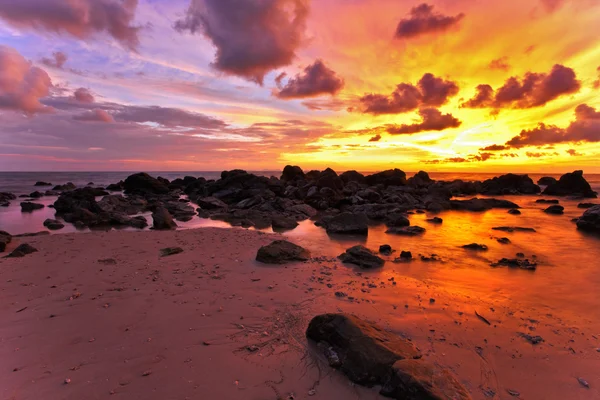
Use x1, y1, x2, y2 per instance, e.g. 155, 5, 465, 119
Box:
43, 219, 65, 230
52, 182, 76, 191
339, 245, 385, 269
152, 207, 177, 230
543, 170, 596, 198
408, 171, 433, 187
325, 212, 369, 235
537, 177, 557, 186
340, 170, 366, 184
450, 198, 519, 212
256, 240, 310, 264
123, 173, 170, 195
365, 169, 407, 187
4, 243, 38, 258
0, 231, 11, 252
576, 205, 600, 233
34, 181, 52, 186
480, 174, 540, 195
491, 258, 537, 270
281, 165, 305, 182
20, 202, 45, 212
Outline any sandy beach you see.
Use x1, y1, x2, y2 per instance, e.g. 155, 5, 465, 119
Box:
1, 227, 598, 400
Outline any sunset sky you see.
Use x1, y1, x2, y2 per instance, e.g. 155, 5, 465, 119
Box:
0, 0, 599, 172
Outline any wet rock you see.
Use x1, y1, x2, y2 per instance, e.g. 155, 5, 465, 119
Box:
365, 169, 407, 187
379, 244, 392, 255
576, 205, 600, 233
497, 237, 511, 244
97, 195, 147, 215
44, 190, 59, 196
451, 198, 519, 212
315, 168, 344, 191
400, 251, 413, 260
34, 181, 52, 186
20, 202, 45, 212
340, 170, 366, 184
151, 207, 177, 230
462, 243, 488, 251
106, 181, 124, 191
491, 258, 537, 270
536, 199, 559, 204
386, 226, 426, 236
160, 247, 184, 257
281, 165, 305, 182
578, 203, 598, 209
52, 182, 76, 191
385, 213, 410, 228
28, 191, 44, 198
123, 173, 170, 195
4, 243, 38, 258
271, 216, 299, 231
196, 196, 228, 210
339, 245, 385, 269
43, 219, 65, 230
518, 333, 544, 344
508, 209, 521, 215
256, 240, 310, 264
426, 217, 443, 224
0, 231, 12, 252
408, 171, 433, 187
492, 226, 536, 233
543, 170, 596, 198
381, 359, 472, 400
420, 254, 441, 262
538, 177, 557, 186
1, 192, 16, 207
306, 314, 421, 387
325, 212, 368, 235
481, 174, 540, 195
544, 205, 564, 215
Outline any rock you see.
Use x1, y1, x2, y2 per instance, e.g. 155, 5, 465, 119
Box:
379, 244, 392, 255
256, 240, 310, 264
536, 199, 559, 204
14, 231, 50, 237
481, 174, 540, 195
0, 231, 12, 252
497, 237, 511, 244
44, 190, 59, 196
29, 191, 44, 198
4, 243, 38, 258
492, 226, 536, 233
426, 217, 443, 224
325, 212, 368, 235
537, 177, 557, 186
339, 245, 385, 269
381, 359, 472, 400
399, 251, 413, 260
52, 182, 76, 191
281, 165, 305, 182
340, 170, 366, 184
544, 205, 564, 215
365, 169, 407, 187
160, 247, 184, 257
462, 243, 488, 251
543, 170, 596, 198
106, 181, 124, 191
578, 203, 598, 209
576, 205, 600, 233
306, 314, 421, 387
196, 196, 228, 210
97, 195, 147, 215
385, 213, 410, 228
450, 198, 519, 212
123, 173, 170, 195
491, 258, 537, 270
1, 192, 16, 207
518, 333, 544, 344
408, 171, 433, 187
34, 181, 52, 186
271, 216, 299, 231
43, 219, 65, 230
386, 226, 426, 236
152, 207, 177, 230
20, 202, 45, 212
508, 209, 521, 215
315, 168, 344, 191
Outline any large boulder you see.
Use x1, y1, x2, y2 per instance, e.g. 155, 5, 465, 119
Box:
281, 165, 305, 182
408, 171, 433, 187
538, 177, 557, 186
450, 198, 519, 212
0, 231, 12, 252
480, 174, 540, 195
123, 173, 170, 195
316, 168, 344, 191
151, 207, 177, 230
256, 240, 310, 264
20, 202, 45, 212
365, 169, 407, 187
340, 170, 366, 184
543, 170, 596, 198
339, 245, 385, 269
196, 196, 228, 210
576, 205, 600, 233
325, 212, 369, 235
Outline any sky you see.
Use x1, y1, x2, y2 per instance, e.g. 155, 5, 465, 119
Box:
0, 0, 599, 172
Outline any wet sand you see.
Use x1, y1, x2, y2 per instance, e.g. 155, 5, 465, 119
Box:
1, 227, 598, 400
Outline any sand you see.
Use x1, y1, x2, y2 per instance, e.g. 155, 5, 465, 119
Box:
1, 227, 598, 400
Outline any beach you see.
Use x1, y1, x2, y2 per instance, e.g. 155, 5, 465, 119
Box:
1, 226, 599, 400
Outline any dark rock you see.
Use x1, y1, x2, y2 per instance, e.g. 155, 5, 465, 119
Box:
325, 212, 369, 235
381, 359, 472, 400
386, 226, 426, 236
492, 226, 536, 233
52, 182, 76, 191
5, 243, 38, 258
14, 231, 50, 237
44, 190, 59, 196
196, 196, 228, 210
385, 213, 410, 228
256, 240, 310, 264
151, 207, 177, 230
34, 181, 52, 186
508, 209, 521, 215
123, 173, 170, 195
543, 170, 596, 198
0, 231, 12, 252
339, 245, 385, 269
544, 205, 564, 215
481, 174, 540, 195
426, 217, 443, 224
497, 237, 511, 244
29, 191, 44, 198
516, 252, 525, 258
578, 203, 598, 209
365, 169, 407, 187
538, 177, 557, 186
20, 202, 45, 212
408, 171, 433, 187
281, 165, 305, 182
420, 254, 441, 262
576, 205, 600, 233
43, 219, 65, 230
306, 314, 421, 387
518, 333, 544, 345
491, 258, 537, 270
316, 168, 344, 191
97, 195, 147, 215
536, 199, 559, 204
451, 198, 519, 212
160, 247, 184, 257
462, 243, 488, 251
271, 216, 299, 231
340, 170, 366, 184
1, 192, 16, 207
106, 181, 124, 191
379, 244, 392, 255
399, 251, 413, 260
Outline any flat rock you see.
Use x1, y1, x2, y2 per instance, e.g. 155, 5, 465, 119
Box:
544, 205, 564, 215
492, 226, 536, 233
426, 217, 443, 224
325, 212, 369, 235
451, 198, 519, 212
256, 240, 310, 264
462, 243, 488, 251
536, 199, 559, 204
386, 226, 426, 236
339, 245, 385, 269
34, 181, 52, 186
160, 247, 184, 257
43, 219, 65, 230
5, 243, 38, 258
20, 202, 45, 212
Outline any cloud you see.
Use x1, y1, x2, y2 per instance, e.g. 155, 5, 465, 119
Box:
0, 0, 140, 50
73, 109, 114, 123
41, 51, 67, 69
566, 149, 581, 156
505, 104, 600, 148
424, 152, 494, 164
74, 88, 95, 103
480, 144, 508, 151
540, 0, 565, 12
489, 57, 510, 71
387, 108, 461, 134
175, 0, 309, 85
395, 3, 464, 39
369, 134, 381, 142
359, 73, 459, 115
114, 105, 227, 130
594, 66, 600, 89
462, 64, 580, 110
301, 98, 347, 111
275, 60, 344, 99
0, 46, 53, 114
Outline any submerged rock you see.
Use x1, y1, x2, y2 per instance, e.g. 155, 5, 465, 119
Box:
576, 205, 600, 233
152, 207, 177, 230
256, 240, 310, 264
508, 209, 521, 215
4, 243, 38, 258
544, 205, 564, 215
386, 226, 426, 236
325, 212, 369, 235
492, 226, 536, 233
491, 258, 537, 270
451, 198, 519, 212
379, 244, 392, 255
34, 181, 52, 186
52, 182, 76, 191
462, 243, 489, 251
536, 199, 559, 204
1, 192, 16, 207
43, 219, 65, 230
426, 217, 443, 224
497, 237, 511, 244
543, 170, 596, 198
20, 202, 45, 212
339, 245, 385, 269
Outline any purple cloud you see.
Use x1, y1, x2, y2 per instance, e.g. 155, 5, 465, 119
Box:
73, 109, 114, 123
41, 51, 68, 69
74, 88, 95, 103
395, 3, 465, 39
387, 108, 462, 134
275, 60, 344, 99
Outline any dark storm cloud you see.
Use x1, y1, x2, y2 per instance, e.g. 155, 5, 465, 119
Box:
275, 60, 344, 99
387, 108, 462, 134
395, 3, 464, 39
174, 0, 309, 85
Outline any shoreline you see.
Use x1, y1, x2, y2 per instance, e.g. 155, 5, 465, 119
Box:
1, 227, 598, 399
